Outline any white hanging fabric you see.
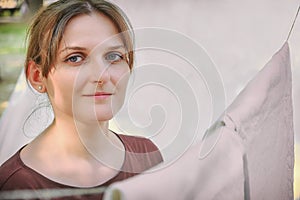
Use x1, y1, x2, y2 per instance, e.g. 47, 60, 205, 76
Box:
103, 43, 294, 200
0, 71, 53, 164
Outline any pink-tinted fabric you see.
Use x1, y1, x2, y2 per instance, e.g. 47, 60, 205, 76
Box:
226, 42, 294, 200
103, 43, 294, 200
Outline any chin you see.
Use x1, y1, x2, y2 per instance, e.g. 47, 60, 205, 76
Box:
72, 108, 112, 124
95, 114, 114, 122
93, 109, 114, 122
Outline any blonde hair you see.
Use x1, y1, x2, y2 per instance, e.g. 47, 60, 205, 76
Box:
25, 0, 134, 78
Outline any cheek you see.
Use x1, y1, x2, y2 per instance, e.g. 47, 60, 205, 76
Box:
45, 70, 79, 110
111, 66, 130, 93
110, 66, 130, 109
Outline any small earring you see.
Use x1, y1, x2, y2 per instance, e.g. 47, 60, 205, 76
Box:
38, 85, 43, 90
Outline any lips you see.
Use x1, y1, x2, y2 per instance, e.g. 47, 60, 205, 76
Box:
83, 92, 113, 100
94, 92, 112, 96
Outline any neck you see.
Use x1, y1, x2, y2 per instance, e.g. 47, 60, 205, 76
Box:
43, 113, 124, 168
45, 112, 110, 159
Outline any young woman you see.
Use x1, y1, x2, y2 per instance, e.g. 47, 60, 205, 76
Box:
0, 0, 163, 199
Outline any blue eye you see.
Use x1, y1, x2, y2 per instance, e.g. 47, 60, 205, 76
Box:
66, 55, 83, 63
105, 52, 123, 62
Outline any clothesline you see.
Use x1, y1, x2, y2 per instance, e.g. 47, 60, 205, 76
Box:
0, 187, 107, 199
286, 5, 300, 41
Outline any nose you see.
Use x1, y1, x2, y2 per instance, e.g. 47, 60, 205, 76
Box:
89, 56, 110, 85
94, 67, 110, 85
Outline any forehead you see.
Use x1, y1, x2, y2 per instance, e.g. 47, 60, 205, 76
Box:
60, 12, 122, 51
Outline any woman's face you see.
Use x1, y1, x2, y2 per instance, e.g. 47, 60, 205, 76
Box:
44, 12, 130, 123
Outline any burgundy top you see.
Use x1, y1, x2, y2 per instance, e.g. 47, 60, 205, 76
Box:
0, 134, 163, 200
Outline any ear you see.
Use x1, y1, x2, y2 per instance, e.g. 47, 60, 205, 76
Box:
27, 60, 46, 93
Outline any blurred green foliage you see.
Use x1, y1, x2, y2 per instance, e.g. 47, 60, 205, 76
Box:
0, 23, 27, 115
0, 23, 27, 54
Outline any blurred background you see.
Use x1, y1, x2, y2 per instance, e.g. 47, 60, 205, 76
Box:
0, 0, 299, 199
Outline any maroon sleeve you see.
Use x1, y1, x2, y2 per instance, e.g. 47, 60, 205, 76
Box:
0, 151, 43, 191
117, 134, 163, 174
0, 152, 28, 190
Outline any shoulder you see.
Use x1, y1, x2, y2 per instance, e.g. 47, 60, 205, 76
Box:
118, 134, 160, 154
117, 134, 163, 173
0, 149, 44, 191
0, 150, 27, 190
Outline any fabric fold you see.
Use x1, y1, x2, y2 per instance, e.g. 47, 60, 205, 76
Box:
103, 42, 294, 200
226, 42, 294, 200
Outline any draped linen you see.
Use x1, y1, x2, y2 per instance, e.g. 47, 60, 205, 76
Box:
103, 42, 294, 200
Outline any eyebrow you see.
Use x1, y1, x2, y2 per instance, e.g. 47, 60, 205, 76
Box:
59, 44, 126, 54
59, 47, 87, 54
105, 44, 126, 51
